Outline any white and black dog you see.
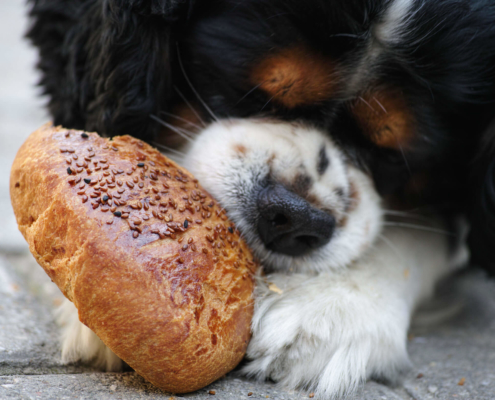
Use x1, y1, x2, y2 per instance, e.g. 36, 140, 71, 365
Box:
55, 118, 467, 398
27, 0, 495, 398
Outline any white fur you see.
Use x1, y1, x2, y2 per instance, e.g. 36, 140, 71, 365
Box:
244, 225, 467, 398
56, 300, 122, 372
183, 119, 383, 273
374, 0, 416, 44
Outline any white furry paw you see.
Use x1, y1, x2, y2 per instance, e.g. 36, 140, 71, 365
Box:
56, 299, 123, 371
243, 273, 411, 399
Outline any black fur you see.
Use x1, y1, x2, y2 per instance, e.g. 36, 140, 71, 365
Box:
27, 0, 193, 141
468, 118, 495, 272
27, 0, 495, 273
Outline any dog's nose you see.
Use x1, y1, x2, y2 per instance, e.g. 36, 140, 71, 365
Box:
257, 183, 335, 256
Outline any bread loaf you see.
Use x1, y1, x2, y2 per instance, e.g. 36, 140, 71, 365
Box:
10, 123, 256, 393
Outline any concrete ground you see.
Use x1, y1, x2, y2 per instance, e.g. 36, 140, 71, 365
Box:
1, 1, 495, 399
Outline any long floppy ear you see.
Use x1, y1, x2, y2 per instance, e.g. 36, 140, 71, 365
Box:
467, 118, 495, 275
27, 0, 193, 142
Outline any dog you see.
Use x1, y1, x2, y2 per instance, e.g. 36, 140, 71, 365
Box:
27, 0, 495, 397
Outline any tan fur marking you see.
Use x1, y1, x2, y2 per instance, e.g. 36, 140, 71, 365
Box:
339, 182, 360, 228
267, 154, 276, 166
338, 215, 348, 229
352, 89, 416, 149
347, 182, 360, 213
251, 46, 338, 109
233, 144, 248, 155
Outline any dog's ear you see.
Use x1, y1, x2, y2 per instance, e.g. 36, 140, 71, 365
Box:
467, 118, 495, 274
27, 0, 195, 142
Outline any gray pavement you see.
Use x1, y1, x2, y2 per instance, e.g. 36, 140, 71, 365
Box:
1, 0, 495, 399
2, 252, 495, 399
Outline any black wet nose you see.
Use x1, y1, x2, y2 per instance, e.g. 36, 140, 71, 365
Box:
257, 183, 335, 256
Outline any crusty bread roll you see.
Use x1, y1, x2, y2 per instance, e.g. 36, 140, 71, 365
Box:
10, 123, 256, 393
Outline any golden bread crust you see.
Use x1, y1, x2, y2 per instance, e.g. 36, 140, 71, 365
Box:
10, 123, 256, 393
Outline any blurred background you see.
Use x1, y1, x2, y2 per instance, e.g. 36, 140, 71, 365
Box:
0, 1, 46, 253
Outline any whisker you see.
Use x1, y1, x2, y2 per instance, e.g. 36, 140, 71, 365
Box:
159, 110, 202, 131
265, 12, 290, 21
151, 141, 187, 158
150, 114, 195, 143
384, 210, 430, 222
397, 141, 412, 176
216, 206, 227, 216
383, 222, 455, 236
328, 33, 363, 39
156, 153, 184, 165
383, 209, 421, 216
358, 96, 377, 114
372, 96, 388, 113
378, 234, 405, 262
152, 114, 197, 138
260, 93, 277, 112
176, 43, 220, 123
260, 78, 298, 112
171, 124, 197, 139
174, 86, 207, 128
236, 82, 264, 105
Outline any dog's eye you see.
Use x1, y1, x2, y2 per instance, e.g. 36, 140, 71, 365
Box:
317, 145, 330, 175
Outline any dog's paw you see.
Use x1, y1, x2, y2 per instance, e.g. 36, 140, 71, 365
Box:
243, 273, 411, 399
56, 299, 123, 371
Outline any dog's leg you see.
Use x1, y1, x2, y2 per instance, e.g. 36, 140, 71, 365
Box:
56, 299, 123, 371
243, 224, 468, 399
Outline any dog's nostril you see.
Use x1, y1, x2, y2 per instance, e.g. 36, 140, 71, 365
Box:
257, 183, 335, 256
272, 213, 289, 227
